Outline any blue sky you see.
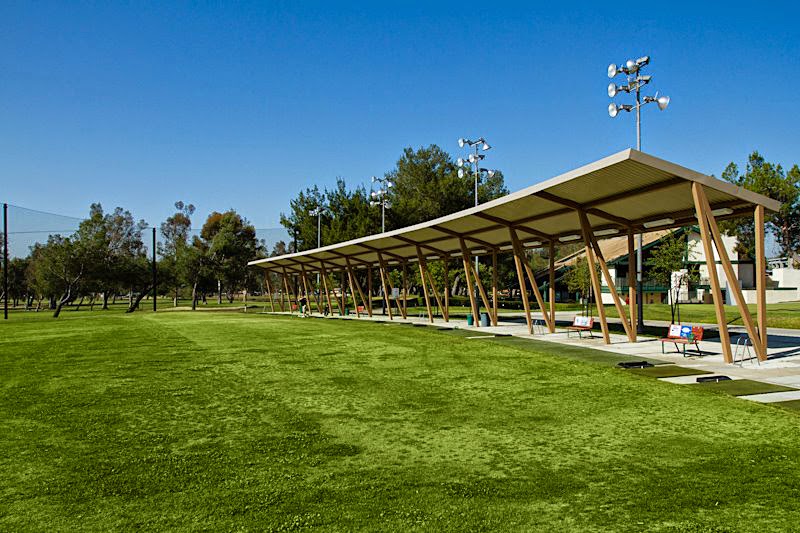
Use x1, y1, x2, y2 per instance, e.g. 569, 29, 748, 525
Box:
2, 1, 799, 239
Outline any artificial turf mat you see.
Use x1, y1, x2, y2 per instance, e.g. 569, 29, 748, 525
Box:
694, 379, 797, 396
773, 399, 800, 411
626, 365, 713, 378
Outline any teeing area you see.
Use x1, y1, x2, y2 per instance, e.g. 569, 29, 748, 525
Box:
252, 150, 781, 365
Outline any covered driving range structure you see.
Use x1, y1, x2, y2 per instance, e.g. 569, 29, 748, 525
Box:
249, 149, 781, 364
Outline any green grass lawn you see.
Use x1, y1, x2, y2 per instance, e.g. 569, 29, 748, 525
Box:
603, 302, 800, 330
2, 312, 800, 531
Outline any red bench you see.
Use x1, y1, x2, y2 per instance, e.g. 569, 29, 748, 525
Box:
660, 324, 704, 356
567, 316, 594, 339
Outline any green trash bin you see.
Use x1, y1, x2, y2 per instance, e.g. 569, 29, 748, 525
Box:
466, 313, 474, 326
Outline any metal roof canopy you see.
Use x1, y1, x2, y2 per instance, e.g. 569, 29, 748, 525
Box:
250, 149, 781, 273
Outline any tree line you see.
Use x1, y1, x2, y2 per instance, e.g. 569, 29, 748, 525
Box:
2, 148, 798, 318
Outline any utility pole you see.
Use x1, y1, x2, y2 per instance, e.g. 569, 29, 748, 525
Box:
152, 227, 157, 312
3, 203, 7, 320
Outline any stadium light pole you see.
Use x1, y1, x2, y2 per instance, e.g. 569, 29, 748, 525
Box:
309, 203, 330, 286
457, 138, 497, 291
607, 55, 670, 333
369, 176, 393, 233
370, 176, 393, 314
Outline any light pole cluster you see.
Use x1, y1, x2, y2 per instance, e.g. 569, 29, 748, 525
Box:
370, 176, 393, 233
456, 138, 496, 209
309, 203, 330, 249
607, 55, 670, 333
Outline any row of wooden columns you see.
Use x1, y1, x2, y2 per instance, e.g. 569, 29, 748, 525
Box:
261, 185, 768, 363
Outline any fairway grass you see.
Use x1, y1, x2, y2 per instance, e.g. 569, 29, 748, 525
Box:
2, 312, 800, 531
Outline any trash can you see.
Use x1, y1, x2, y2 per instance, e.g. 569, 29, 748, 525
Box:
480, 312, 490, 327
344, 307, 350, 316
466, 313, 474, 326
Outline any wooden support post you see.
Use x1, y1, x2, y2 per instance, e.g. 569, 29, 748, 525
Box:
264, 273, 276, 312
577, 216, 611, 344
282, 269, 297, 313
346, 259, 369, 317
443, 256, 450, 322
300, 265, 322, 314
277, 274, 286, 312
697, 185, 766, 361
425, 269, 445, 320
459, 240, 481, 327
755, 205, 768, 353
319, 262, 334, 316
627, 231, 637, 340
510, 229, 553, 332
579, 212, 634, 342
367, 267, 373, 316
508, 229, 533, 334
416, 247, 434, 323
377, 254, 393, 320
548, 241, 556, 332
402, 262, 408, 317
692, 183, 733, 363
340, 271, 348, 316
464, 253, 493, 324
345, 265, 361, 318
491, 251, 498, 326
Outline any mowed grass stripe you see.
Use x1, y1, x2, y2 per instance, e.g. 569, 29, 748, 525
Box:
1, 312, 800, 531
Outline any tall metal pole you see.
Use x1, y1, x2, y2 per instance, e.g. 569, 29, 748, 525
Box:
3, 203, 8, 320
381, 200, 385, 233
152, 227, 157, 312
472, 144, 480, 301
635, 83, 644, 333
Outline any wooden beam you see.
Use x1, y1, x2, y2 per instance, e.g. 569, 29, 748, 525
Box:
376, 253, 393, 320
507, 228, 533, 334
340, 271, 347, 316
431, 224, 497, 251
344, 264, 361, 318
402, 262, 408, 317
319, 262, 335, 316
627, 231, 637, 341
464, 252, 493, 323
367, 267, 373, 316
491, 251, 498, 326
459, 239, 481, 327
697, 185, 766, 361
300, 265, 322, 314
282, 269, 297, 313
577, 217, 611, 344
264, 273, 276, 312
442, 257, 449, 322
548, 241, 556, 333
692, 183, 732, 363
535, 191, 633, 228
579, 211, 635, 342
755, 204, 768, 352
345, 258, 369, 317
416, 247, 434, 323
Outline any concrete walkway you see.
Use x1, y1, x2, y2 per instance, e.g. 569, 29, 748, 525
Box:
267, 308, 800, 402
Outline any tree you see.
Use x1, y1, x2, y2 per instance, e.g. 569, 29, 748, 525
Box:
161, 201, 195, 305
27, 235, 87, 318
386, 144, 507, 229
564, 257, 595, 316
646, 230, 698, 324
201, 210, 259, 303
720, 152, 800, 262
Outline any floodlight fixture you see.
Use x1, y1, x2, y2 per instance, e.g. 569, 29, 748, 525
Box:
457, 157, 465, 167
593, 228, 620, 237
657, 95, 670, 110
643, 217, 675, 229
481, 141, 491, 151
458, 138, 467, 148
458, 168, 465, 179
